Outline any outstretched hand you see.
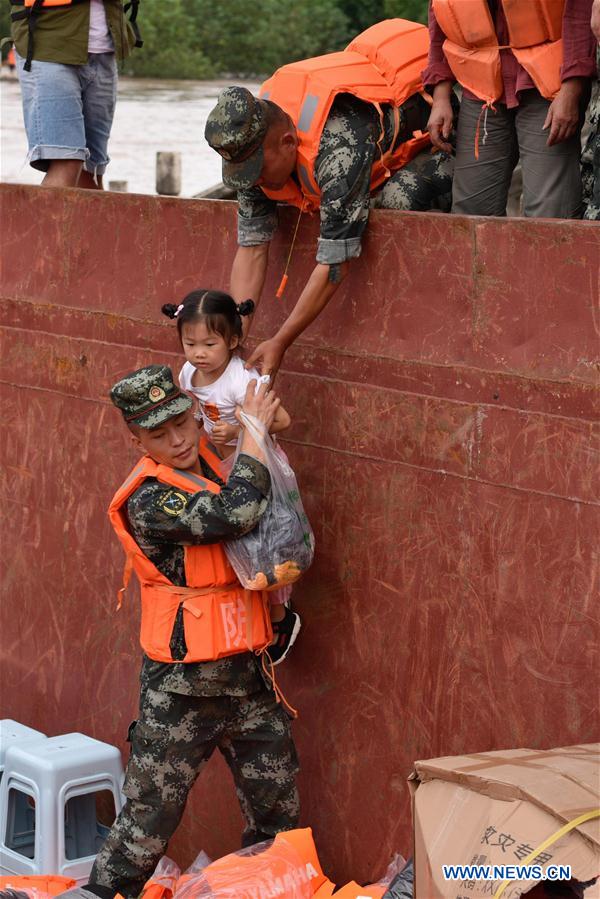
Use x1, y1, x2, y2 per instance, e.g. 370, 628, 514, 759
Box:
245, 337, 287, 382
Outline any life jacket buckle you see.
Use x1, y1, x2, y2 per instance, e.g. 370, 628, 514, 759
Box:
182, 598, 203, 619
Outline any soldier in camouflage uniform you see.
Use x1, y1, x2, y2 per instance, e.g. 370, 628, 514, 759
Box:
204, 83, 454, 378
84, 365, 299, 899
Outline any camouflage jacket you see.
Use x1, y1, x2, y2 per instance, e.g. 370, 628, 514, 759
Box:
127, 452, 271, 697
237, 92, 431, 264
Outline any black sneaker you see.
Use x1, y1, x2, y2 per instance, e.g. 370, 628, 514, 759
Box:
268, 606, 302, 666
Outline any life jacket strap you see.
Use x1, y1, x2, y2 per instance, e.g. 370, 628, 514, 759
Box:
148, 582, 247, 631
259, 649, 299, 719
124, 0, 143, 47
146, 581, 241, 598
117, 550, 135, 610
373, 101, 400, 180
400, 92, 429, 143
22, 0, 43, 71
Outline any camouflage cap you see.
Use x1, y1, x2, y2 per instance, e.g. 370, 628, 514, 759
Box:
205, 86, 269, 190
110, 365, 192, 429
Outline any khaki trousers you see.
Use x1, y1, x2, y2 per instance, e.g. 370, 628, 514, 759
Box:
452, 91, 583, 219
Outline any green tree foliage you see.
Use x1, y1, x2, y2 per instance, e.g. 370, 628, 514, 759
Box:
338, 0, 429, 32
124, 0, 213, 79
0, 0, 429, 75
125, 0, 351, 79
195, 0, 350, 76
382, 0, 429, 24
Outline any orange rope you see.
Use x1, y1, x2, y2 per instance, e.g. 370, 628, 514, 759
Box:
259, 649, 299, 718
275, 199, 306, 299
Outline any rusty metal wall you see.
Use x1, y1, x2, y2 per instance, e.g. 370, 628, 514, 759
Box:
0, 184, 598, 885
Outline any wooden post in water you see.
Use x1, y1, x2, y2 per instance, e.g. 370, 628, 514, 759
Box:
156, 152, 181, 196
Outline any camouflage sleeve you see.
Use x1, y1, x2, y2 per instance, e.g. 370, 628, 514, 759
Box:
126, 454, 271, 546
237, 186, 278, 246
314, 95, 379, 265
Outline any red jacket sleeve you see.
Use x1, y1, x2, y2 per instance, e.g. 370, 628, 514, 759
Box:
561, 0, 597, 80
421, 0, 455, 88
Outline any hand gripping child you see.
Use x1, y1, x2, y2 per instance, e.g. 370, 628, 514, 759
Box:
162, 289, 301, 664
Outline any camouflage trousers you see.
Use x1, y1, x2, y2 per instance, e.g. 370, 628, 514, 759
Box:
89, 684, 300, 898
374, 147, 455, 212
582, 73, 599, 221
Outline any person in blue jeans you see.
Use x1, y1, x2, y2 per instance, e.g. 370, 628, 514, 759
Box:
10, 0, 141, 189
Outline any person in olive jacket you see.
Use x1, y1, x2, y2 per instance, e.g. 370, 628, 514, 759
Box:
10, 0, 141, 188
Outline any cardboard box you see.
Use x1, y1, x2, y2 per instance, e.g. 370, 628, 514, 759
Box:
410, 744, 600, 899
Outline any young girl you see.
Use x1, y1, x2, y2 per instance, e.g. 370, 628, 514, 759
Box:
161, 289, 300, 664
163, 289, 290, 453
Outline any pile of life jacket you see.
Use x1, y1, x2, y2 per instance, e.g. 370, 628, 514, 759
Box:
0, 829, 401, 899
142, 828, 393, 899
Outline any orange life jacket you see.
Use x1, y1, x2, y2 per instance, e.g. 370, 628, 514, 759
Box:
432, 0, 565, 103
108, 436, 272, 664
0, 876, 78, 896
258, 18, 432, 213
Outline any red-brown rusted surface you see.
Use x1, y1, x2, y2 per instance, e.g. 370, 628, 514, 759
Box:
0, 183, 598, 885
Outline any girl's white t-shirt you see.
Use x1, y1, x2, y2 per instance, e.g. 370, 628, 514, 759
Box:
179, 356, 263, 443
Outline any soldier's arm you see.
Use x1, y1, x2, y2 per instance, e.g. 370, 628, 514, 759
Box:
247, 263, 349, 378
230, 245, 269, 328
127, 454, 271, 546
245, 101, 376, 377
231, 186, 277, 335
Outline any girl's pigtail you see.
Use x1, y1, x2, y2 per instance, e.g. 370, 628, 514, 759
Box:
161, 303, 179, 319
236, 299, 255, 317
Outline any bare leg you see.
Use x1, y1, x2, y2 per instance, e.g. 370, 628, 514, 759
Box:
78, 169, 104, 190
42, 159, 82, 188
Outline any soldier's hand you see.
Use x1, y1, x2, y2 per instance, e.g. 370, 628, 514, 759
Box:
427, 97, 454, 154
238, 379, 280, 432
245, 337, 287, 382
